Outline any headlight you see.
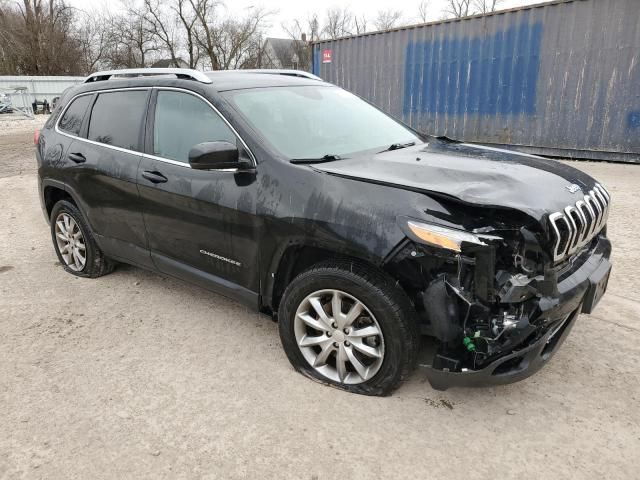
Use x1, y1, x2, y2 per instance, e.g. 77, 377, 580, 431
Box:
400, 218, 488, 252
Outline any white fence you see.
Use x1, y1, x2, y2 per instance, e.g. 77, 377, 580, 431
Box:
0, 76, 84, 104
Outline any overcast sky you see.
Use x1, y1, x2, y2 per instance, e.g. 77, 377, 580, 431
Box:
71, 0, 542, 38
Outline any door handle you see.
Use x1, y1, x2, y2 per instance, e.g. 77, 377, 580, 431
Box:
68, 152, 86, 163
142, 170, 168, 184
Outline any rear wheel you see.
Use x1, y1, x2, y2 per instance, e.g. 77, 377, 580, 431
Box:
50, 200, 114, 278
278, 262, 419, 396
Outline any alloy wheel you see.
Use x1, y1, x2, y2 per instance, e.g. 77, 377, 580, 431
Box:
54, 212, 86, 272
294, 289, 385, 385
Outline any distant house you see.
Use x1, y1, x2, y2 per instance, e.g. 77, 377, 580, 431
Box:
261, 38, 301, 70
151, 58, 189, 69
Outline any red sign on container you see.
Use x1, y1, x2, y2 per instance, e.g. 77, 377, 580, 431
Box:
322, 49, 332, 63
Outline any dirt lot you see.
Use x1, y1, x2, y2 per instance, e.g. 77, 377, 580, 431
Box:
1, 117, 639, 479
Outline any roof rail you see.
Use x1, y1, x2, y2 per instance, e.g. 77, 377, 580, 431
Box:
84, 68, 212, 84
235, 69, 322, 81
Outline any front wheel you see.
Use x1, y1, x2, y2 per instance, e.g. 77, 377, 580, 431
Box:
278, 262, 420, 396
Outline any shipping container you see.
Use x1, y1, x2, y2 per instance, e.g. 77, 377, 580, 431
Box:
312, 0, 640, 162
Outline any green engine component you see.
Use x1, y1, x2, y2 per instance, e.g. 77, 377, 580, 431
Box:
463, 336, 476, 352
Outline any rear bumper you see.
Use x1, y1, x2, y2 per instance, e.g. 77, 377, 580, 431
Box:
425, 236, 612, 390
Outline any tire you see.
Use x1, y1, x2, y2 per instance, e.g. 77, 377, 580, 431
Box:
50, 200, 114, 278
278, 261, 420, 396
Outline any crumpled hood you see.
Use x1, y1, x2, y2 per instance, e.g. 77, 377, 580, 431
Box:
312, 139, 600, 222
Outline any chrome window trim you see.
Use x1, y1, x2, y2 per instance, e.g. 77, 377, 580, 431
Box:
150, 86, 256, 168
55, 87, 151, 155
54, 86, 256, 171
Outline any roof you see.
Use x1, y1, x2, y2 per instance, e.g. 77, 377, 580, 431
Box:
71, 71, 325, 100
204, 71, 323, 91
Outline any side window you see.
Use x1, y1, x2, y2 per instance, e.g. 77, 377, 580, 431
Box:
58, 95, 92, 136
88, 90, 148, 151
153, 90, 237, 163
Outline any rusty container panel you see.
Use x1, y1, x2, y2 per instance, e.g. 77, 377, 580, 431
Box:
312, 0, 640, 162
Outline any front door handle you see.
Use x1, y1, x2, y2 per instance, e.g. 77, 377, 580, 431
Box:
142, 170, 168, 184
68, 152, 86, 163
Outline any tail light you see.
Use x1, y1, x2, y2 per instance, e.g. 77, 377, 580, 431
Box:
34, 129, 40, 145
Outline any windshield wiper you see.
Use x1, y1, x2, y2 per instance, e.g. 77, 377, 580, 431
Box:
378, 141, 416, 153
290, 154, 343, 164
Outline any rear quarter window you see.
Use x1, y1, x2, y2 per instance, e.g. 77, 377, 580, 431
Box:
58, 95, 92, 136
88, 90, 148, 151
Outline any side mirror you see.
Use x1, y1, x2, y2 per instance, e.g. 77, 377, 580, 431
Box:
188, 141, 249, 170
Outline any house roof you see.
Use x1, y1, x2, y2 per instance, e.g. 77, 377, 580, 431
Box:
151, 58, 188, 68
264, 38, 298, 65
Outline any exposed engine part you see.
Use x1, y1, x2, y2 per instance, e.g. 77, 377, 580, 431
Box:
422, 276, 461, 343
495, 271, 542, 303
490, 312, 520, 340
513, 252, 536, 274
388, 216, 608, 377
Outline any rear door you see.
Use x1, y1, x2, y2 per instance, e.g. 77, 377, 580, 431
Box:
137, 88, 259, 305
61, 88, 153, 268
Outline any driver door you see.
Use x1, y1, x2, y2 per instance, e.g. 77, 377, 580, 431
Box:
137, 88, 259, 306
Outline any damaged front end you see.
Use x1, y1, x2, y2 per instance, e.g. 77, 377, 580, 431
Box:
386, 207, 612, 390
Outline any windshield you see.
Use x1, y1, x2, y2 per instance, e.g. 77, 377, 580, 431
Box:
224, 85, 421, 159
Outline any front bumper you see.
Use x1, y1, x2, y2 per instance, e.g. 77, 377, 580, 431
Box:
424, 236, 612, 390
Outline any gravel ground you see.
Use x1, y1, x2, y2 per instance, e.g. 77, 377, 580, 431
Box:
0, 115, 48, 178
0, 119, 639, 479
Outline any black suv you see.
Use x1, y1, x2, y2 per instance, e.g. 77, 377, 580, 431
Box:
36, 68, 612, 395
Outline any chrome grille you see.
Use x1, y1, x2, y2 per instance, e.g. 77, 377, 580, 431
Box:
548, 183, 610, 263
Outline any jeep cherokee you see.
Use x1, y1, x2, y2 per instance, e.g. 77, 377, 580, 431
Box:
36, 68, 612, 395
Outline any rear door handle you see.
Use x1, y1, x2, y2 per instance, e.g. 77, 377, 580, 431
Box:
142, 170, 168, 184
68, 152, 86, 163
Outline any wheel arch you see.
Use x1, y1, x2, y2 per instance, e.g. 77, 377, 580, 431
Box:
265, 243, 394, 316
41, 180, 92, 229
43, 184, 75, 219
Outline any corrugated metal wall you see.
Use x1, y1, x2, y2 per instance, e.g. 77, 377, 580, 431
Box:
0, 76, 84, 104
312, 0, 640, 162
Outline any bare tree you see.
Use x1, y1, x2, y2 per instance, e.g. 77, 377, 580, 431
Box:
143, 0, 180, 67
104, 8, 160, 68
323, 7, 353, 40
0, 0, 84, 74
0, 0, 276, 75
76, 10, 110, 72
353, 14, 367, 34
216, 8, 271, 69
442, 0, 472, 18
473, 0, 503, 13
173, 0, 200, 68
373, 9, 403, 31
417, 0, 430, 23
282, 16, 320, 70
189, 0, 222, 69
190, 1, 271, 70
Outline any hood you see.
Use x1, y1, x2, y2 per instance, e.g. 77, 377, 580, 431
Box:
312, 139, 600, 222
